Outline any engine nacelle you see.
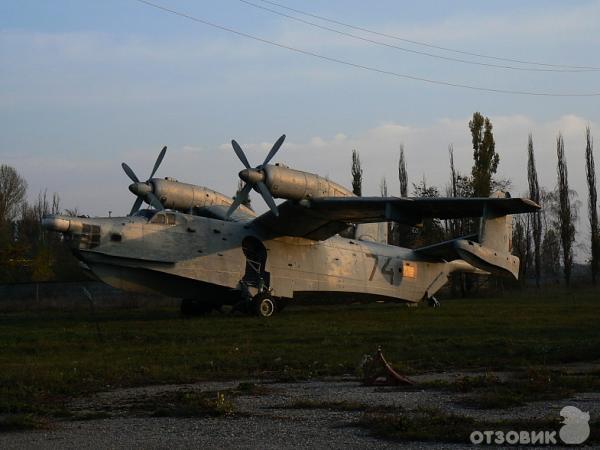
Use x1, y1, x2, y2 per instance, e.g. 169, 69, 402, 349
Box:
263, 164, 353, 200
151, 178, 254, 216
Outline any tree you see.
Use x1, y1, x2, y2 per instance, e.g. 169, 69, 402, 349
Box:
527, 134, 542, 288
0, 165, 27, 225
469, 112, 499, 197
512, 215, 531, 284
380, 177, 392, 243
379, 177, 388, 197
541, 228, 561, 283
0, 165, 28, 282
398, 144, 408, 197
351, 149, 363, 196
390, 145, 410, 246
556, 133, 575, 286
585, 126, 599, 284
411, 176, 445, 247
447, 144, 460, 237
449, 144, 457, 198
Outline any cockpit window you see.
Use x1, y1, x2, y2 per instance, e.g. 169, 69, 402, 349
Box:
151, 213, 166, 224
149, 211, 177, 225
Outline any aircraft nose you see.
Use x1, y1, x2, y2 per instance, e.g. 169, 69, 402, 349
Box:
129, 182, 152, 196
41, 215, 83, 234
239, 168, 264, 184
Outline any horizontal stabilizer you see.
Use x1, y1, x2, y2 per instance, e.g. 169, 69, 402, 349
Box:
414, 234, 478, 260
454, 239, 519, 279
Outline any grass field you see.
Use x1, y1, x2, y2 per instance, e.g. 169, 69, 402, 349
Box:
1, 287, 599, 423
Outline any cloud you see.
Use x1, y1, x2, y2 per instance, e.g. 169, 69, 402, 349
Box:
208, 114, 596, 201
5, 113, 596, 262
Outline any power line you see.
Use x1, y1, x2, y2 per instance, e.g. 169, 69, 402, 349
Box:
132, 0, 600, 97
258, 0, 600, 71
237, 0, 594, 73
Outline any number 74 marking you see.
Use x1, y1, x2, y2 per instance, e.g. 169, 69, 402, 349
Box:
366, 253, 395, 285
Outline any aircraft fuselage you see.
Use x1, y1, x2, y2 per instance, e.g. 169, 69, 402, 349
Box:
50, 210, 473, 305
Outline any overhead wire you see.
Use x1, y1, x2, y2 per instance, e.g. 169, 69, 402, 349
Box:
132, 0, 600, 97
236, 0, 594, 73
257, 0, 600, 71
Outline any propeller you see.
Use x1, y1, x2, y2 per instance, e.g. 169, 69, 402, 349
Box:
226, 135, 285, 218
121, 146, 167, 215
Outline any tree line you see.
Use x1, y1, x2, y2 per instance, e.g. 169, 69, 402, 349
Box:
0, 113, 598, 287
0, 166, 82, 283
351, 112, 599, 288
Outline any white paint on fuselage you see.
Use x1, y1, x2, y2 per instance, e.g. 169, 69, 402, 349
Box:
76, 212, 461, 303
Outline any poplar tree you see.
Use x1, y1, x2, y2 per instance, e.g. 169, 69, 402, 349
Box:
469, 112, 499, 197
556, 134, 575, 286
527, 134, 542, 287
351, 149, 363, 196
380, 177, 388, 197
585, 127, 598, 284
398, 144, 408, 197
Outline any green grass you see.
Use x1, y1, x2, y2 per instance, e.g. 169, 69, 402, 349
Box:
0, 287, 598, 418
458, 367, 600, 409
356, 407, 600, 445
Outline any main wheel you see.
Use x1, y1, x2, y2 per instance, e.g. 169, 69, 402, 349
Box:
253, 293, 275, 318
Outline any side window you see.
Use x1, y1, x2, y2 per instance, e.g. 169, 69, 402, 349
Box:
151, 213, 166, 225
166, 213, 176, 225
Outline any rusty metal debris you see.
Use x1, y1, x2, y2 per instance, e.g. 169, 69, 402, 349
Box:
362, 346, 414, 386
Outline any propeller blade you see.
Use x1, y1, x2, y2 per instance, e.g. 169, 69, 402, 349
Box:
149, 146, 167, 179
147, 192, 164, 211
262, 134, 286, 166
129, 196, 143, 216
231, 140, 251, 169
225, 182, 252, 219
121, 162, 139, 183
257, 181, 278, 217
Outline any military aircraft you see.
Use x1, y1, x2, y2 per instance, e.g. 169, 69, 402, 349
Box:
42, 135, 540, 317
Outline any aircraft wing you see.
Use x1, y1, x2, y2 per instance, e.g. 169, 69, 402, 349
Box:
413, 234, 478, 260
252, 196, 540, 241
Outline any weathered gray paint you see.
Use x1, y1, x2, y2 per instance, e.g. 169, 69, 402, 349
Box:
44, 210, 482, 305
42, 165, 537, 307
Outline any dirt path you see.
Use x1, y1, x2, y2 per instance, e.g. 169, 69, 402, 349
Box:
2, 364, 598, 449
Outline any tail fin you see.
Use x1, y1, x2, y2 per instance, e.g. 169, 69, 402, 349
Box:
479, 191, 513, 253
453, 191, 520, 279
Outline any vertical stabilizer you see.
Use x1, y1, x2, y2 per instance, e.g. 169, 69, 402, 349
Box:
479, 191, 513, 253
452, 191, 520, 279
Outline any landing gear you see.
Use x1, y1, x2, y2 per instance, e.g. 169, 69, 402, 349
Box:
233, 280, 278, 318
253, 292, 275, 318
427, 296, 440, 308
180, 299, 214, 316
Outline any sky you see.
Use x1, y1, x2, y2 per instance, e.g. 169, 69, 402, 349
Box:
1, 0, 599, 254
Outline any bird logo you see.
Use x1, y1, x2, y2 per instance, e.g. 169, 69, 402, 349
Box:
559, 406, 590, 444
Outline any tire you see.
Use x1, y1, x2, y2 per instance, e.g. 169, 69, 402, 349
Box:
253, 293, 275, 318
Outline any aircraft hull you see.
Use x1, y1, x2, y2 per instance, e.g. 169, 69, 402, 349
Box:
67, 213, 460, 305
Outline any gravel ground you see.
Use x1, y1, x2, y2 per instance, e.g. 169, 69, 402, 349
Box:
2, 365, 598, 449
